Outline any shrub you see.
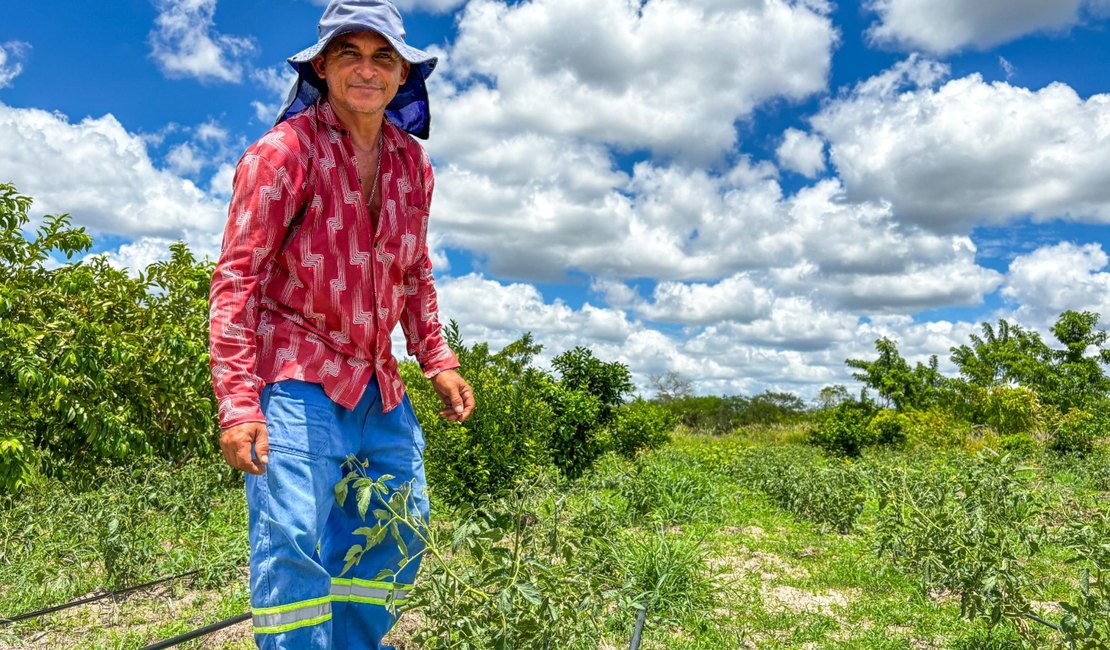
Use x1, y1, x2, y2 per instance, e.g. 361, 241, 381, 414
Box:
402, 330, 557, 505
547, 347, 633, 478
979, 386, 1046, 436
998, 432, 1039, 458
810, 400, 877, 457
0, 184, 217, 494
901, 408, 974, 448
608, 398, 676, 459
867, 409, 909, 447
1049, 409, 1100, 456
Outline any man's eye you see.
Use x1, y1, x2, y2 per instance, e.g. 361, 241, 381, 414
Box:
339, 50, 359, 58
373, 52, 397, 64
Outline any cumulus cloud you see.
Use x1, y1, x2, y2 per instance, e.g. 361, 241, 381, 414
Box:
865, 0, 1097, 54
812, 56, 1110, 232
776, 128, 826, 178
0, 103, 226, 245
436, 0, 836, 163
0, 41, 30, 88
1001, 242, 1110, 325
149, 0, 255, 83
250, 65, 297, 124
638, 274, 775, 326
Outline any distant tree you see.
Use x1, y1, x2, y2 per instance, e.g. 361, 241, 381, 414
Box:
649, 370, 694, 404
1045, 310, 1110, 410
846, 337, 943, 411
814, 384, 850, 410
950, 319, 1053, 390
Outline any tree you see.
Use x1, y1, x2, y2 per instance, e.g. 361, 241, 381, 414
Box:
814, 384, 850, 411
649, 370, 694, 405
846, 337, 943, 411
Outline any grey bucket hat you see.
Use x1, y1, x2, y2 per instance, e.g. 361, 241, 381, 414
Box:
276, 0, 438, 139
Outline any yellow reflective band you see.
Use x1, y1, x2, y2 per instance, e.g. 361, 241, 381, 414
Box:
254, 612, 332, 635
331, 577, 411, 606
253, 596, 333, 634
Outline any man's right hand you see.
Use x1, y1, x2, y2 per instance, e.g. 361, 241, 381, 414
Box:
220, 422, 270, 475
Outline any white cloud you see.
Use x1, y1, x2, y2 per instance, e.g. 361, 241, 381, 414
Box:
1001, 242, 1110, 325
250, 65, 297, 124
0, 41, 30, 88
0, 103, 226, 243
437, 0, 836, 163
166, 142, 205, 176
865, 0, 1096, 54
208, 162, 236, 199
812, 57, 1110, 232
149, 0, 255, 83
776, 128, 826, 178
638, 274, 775, 326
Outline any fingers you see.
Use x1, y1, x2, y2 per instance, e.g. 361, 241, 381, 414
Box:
437, 382, 475, 423
219, 422, 269, 475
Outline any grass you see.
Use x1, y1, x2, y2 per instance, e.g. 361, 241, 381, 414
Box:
1, 428, 1106, 649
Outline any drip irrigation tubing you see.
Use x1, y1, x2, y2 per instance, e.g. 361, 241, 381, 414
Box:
0, 570, 200, 625
140, 612, 251, 650
629, 607, 648, 650
1025, 612, 1062, 633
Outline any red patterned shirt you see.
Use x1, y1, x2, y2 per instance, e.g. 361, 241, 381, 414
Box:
209, 100, 459, 429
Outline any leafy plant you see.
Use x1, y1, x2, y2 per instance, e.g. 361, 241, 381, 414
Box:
873, 451, 1045, 639
335, 459, 607, 649
810, 398, 878, 457
0, 183, 217, 493
608, 398, 676, 459
1048, 409, 1101, 457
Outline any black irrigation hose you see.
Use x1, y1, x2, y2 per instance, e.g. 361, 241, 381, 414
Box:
629, 607, 648, 650
0, 570, 201, 625
140, 612, 251, 650
1025, 612, 1062, 633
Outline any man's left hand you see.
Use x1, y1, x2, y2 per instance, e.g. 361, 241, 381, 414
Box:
430, 368, 474, 422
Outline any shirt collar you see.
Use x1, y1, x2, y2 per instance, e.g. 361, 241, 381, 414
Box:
318, 99, 408, 151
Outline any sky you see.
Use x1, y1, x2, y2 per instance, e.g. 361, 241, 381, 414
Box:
2, 0, 1110, 401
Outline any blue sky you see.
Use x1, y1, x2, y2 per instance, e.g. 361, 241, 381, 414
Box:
2, 0, 1109, 399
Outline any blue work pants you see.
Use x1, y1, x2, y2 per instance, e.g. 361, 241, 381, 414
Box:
246, 377, 428, 649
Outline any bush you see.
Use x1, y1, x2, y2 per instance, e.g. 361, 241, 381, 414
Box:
1049, 409, 1101, 456
978, 386, 1046, 436
901, 408, 975, 448
608, 398, 676, 459
402, 330, 557, 505
867, 409, 909, 447
548, 347, 633, 478
810, 400, 877, 457
0, 184, 217, 494
999, 432, 1039, 458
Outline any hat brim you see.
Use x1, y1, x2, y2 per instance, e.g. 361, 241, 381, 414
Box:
288, 27, 436, 69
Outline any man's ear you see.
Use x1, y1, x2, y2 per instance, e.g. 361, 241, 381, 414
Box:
400, 61, 410, 85
311, 54, 327, 79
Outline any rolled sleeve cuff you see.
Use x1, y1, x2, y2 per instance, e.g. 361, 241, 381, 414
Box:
420, 349, 461, 380
217, 394, 266, 430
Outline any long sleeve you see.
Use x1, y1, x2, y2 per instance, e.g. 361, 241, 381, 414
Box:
399, 151, 459, 378
209, 149, 304, 428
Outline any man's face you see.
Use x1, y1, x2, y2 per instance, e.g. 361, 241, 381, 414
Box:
312, 31, 410, 119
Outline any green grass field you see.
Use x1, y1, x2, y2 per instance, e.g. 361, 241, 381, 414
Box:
2, 428, 1107, 649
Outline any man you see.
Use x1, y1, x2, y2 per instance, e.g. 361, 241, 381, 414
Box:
208, 1, 473, 648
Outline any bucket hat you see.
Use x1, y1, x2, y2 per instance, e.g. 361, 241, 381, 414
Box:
276, 0, 438, 139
